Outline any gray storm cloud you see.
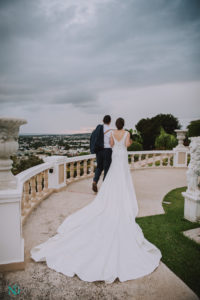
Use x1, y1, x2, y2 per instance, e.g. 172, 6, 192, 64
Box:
0, 0, 199, 131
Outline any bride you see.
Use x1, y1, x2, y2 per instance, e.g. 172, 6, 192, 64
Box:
30, 117, 162, 284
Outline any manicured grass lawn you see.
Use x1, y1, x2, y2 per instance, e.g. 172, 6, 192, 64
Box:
136, 187, 200, 297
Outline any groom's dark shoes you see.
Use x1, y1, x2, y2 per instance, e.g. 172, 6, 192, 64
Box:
92, 181, 98, 193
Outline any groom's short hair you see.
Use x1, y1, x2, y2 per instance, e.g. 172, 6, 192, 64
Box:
103, 115, 111, 124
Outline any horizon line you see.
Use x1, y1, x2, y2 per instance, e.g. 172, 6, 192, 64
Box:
19, 132, 91, 135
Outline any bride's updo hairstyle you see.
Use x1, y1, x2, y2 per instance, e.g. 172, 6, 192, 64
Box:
116, 118, 124, 130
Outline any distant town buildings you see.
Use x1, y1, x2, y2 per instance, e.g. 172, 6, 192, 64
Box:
17, 134, 91, 161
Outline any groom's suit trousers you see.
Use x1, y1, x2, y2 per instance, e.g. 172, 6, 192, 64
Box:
93, 148, 112, 184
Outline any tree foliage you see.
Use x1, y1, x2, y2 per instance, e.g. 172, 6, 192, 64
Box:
64, 143, 70, 150
11, 155, 44, 175
32, 141, 45, 149
135, 114, 181, 150
187, 120, 200, 137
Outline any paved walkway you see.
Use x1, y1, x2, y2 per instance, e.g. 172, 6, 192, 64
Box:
1, 168, 199, 299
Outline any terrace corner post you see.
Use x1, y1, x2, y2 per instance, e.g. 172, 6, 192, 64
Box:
182, 136, 200, 222
0, 117, 27, 272
173, 129, 188, 167
43, 155, 67, 190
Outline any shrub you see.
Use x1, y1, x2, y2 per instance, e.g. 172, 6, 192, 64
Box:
155, 127, 177, 150
128, 141, 143, 151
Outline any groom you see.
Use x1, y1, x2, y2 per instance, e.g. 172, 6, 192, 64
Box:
92, 115, 112, 193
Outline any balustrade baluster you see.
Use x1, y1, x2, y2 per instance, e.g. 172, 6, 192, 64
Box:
43, 169, 49, 192
30, 176, 37, 203
21, 190, 25, 216
142, 154, 146, 167
146, 154, 149, 167
24, 180, 31, 210
144, 154, 147, 167
167, 154, 170, 167
70, 162, 74, 181
36, 173, 43, 198
152, 154, 156, 167
131, 155, 134, 168
160, 154, 163, 167
90, 159, 95, 175
76, 161, 81, 179
83, 160, 87, 177
138, 154, 142, 167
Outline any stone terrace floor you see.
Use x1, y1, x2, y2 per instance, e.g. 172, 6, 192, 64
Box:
0, 168, 199, 299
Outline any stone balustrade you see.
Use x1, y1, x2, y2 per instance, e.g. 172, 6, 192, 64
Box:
128, 150, 176, 169
66, 155, 96, 183
16, 162, 55, 226
12, 150, 190, 229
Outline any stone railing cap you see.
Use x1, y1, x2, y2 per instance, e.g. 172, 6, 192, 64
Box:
44, 155, 67, 163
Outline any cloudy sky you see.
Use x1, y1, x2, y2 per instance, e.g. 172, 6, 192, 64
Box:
0, 0, 199, 134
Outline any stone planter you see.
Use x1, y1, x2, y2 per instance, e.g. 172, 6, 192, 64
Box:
174, 129, 188, 149
173, 129, 188, 167
0, 117, 27, 189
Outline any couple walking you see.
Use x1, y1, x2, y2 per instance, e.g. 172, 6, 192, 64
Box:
92, 115, 128, 193
30, 115, 162, 284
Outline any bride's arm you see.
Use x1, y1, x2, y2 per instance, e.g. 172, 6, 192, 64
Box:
125, 132, 132, 147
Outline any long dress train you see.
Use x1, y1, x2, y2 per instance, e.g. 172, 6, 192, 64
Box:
30, 130, 162, 283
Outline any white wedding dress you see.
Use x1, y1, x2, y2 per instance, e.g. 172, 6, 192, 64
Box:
30, 130, 162, 283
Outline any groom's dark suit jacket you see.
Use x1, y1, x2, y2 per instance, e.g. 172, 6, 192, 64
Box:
95, 124, 104, 152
